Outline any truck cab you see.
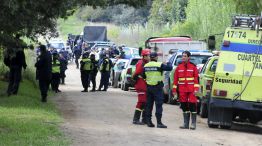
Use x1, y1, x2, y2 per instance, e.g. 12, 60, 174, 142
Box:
208, 15, 262, 129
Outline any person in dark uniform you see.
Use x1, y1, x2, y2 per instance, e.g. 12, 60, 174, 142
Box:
51, 51, 61, 93
73, 45, 82, 69
80, 52, 92, 92
59, 51, 68, 85
4, 38, 27, 96
143, 52, 172, 128
35, 45, 52, 102
97, 53, 113, 91
89, 54, 98, 92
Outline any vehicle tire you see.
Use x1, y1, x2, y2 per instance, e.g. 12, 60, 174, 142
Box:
113, 77, 118, 88
200, 101, 208, 118
168, 89, 177, 105
220, 125, 231, 129
208, 123, 219, 128
124, 83, 129, 91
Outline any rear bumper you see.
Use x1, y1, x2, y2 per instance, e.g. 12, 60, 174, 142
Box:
210, 97, 262, 112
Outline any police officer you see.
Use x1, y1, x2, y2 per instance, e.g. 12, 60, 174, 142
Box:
172, 51, 199, 130
80, 52, 92, 92
143, 52, 172, 128
89, 54, 98, 92
51, 51, 61, 93
35, 45, 52, 102
132, 49, 151, 125
4, 38, 27, 96
73, 45, 82, 69
59, 51, 68, 85
97, 53, 113, 91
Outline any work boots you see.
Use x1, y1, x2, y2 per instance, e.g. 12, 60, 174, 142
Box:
180, 112, 190, 129
156, 115, 167, 128
190, 112, 197, 130
132, 110, 143, 125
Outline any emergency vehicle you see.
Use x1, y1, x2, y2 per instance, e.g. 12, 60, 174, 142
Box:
208, 15, 262, 129
145, 37, 207, 62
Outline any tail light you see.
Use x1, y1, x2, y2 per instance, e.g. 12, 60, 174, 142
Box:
213, 89, 227, 97
127, 68, 132, 75
223, 41, 230, 47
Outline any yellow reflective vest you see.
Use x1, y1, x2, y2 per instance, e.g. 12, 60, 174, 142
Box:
52, 60, 60, 73
82, 58, 92, 71
144, 61, 163, 86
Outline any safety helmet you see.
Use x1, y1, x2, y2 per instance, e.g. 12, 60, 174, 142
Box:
141, 49, 151, 56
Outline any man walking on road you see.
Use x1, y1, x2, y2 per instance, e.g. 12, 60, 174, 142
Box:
172, 51, 199, 130
132, 49, 151, 125
143, 52, 172, 128
35, 45, 52, 102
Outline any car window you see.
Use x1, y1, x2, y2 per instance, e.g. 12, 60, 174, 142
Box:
130, 59, 139, 65
174, 55, 211, 66
50, 43, 65, 49
201, 59, 210, 74
209, 60, 218, 72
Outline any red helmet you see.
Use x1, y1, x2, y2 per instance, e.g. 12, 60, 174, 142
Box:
141, 49, 151, 56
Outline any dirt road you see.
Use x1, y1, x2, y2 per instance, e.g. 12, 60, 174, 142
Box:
53, 64, 262, 146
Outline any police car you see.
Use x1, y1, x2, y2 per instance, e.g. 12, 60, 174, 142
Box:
207, 15, 262, 129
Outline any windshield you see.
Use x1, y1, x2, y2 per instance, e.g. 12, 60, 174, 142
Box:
50, 43, 65, 49
174, 55, 211, 66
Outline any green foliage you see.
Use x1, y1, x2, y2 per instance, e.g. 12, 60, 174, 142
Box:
0, 80, 70, 146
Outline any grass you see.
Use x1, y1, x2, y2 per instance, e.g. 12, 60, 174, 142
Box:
0, 80, 70, 146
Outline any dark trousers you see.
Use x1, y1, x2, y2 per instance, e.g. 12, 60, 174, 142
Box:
75, 57, 79, 68
51, 73, 60, 92
39, 79, 50, 102
145, 84, 164, 120
90, 72, 97, 90
180, 102, 197, 113
81, 70, 90, 90
60, 71, 66, 84
7, 66, 22, 95
98, 71, 110, 90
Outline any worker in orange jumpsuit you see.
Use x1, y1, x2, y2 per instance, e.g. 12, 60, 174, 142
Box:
132, 49, 151, 125
172, 51, 199, 130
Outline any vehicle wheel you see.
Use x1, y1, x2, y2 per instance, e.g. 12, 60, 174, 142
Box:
208, 123, 219, 128
168, 89, 177, 105
113, 77, 118, 88
200, 101, 208, 118
124, 83, 129, 91
220, 125, 231, 129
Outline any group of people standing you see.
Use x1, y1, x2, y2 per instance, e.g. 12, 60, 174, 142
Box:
132, 49, 199, 130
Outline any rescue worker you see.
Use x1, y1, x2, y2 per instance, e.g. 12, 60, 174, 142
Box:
35, 45, 52, 102
89, 54, 98, 92
51, 51, 61, 93
132, 49, 151, 125
80, 52, 92, 92
59, 51, 68, 85
97, 53, 113, 91
143, 52, 172, 128
4, 36, 27, 96
172, 51, 199, 130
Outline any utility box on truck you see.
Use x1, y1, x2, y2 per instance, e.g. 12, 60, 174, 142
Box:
145, 37, 207, 62
208, 15, 262, 129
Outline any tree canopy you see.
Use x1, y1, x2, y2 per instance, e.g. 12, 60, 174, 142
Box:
0, 0, 147, 50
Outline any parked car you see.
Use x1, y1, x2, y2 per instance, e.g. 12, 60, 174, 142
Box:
164, 50, 213, 104
110, 59, 129, 88
48, 39, 73, 60
120, 57, 140, 91
198, 56, 218, 118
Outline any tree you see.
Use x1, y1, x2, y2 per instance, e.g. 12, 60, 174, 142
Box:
0, 0, 148, 51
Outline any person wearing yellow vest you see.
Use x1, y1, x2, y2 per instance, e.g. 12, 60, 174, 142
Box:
143, 52, 172, 128
51, 51, 61, 93
97, 53, 113, 91
80, 52, 92, 92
